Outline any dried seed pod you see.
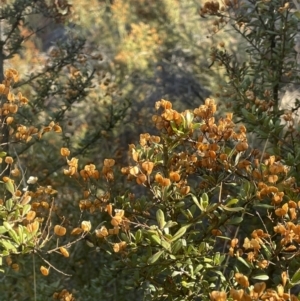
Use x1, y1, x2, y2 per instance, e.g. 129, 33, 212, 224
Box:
54, 225, 67, 236
60, 148, 70, 157
71, 227, 83, 235
59, 247, 69, 258
81, 221, 91, 232
26, 211, 36, 221
40, 266, 49, 276
11, 263, 19, 272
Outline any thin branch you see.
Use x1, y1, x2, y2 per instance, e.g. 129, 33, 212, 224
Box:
45, 232, 88, 255
35, 251, 72, 277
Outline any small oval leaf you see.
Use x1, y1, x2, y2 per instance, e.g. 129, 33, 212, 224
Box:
291, 268, 300, 285
170, 227, 186, 242
156, 209, 165, 229
147, 250, 164, 265
251, 274, 269, 281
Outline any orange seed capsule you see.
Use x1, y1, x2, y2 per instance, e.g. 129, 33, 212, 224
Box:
6, 116, 13, 124
59, 247, 69, 258
136, 173, 147, 185
40, 266, 49, 276
180, 186, 190, 195
11, 168, 20, 177
111, 216, 122, 227
71, 227, 83, 235
211, 229, 222, 236
5, 156, 13, 164
2, 176, 11, 183
161, 178, 171, 187
236, 142, 248, 152
26, 211, 36, 221
54, 225, 67, 236
11, 263, 19, 272
83, 190, 90, 199
208, 150, 217, 159
106, 204, 113, 216
155, 173, 163, 184
141, 161, 154, 175
169, 171, 181, 182
27, 220, 39, 233
60, 147, 70, 157
95, 226, 109, 238
81, 221, 91, 232
6, 256, 12, 266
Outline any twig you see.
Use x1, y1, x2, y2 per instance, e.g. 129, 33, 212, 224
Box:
32, 253, 37, 301
45, 232, 88, 255
35, 251, 72, 277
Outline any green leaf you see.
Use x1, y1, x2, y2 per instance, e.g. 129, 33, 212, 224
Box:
164, 221, 177, 229
150, 234, 161, 246
0, 226, 8, 235
22, 204, 31, 216
291, 268, 300, 285
237, 256, 251, 268
172, 239, 182, 254
169, 254, 176, 260
0, 152, 7, 158
191, 194, 202, 211
3, 222, 20, 245
3, 222, 13, 231
198, 242, 206, 253
0, 238, 18, 253
160, 240, 171, 251
251, 274, 269, 281
18, 225, 24, 244
192, 123, 201, 129
156, 209, 166, 229
253, 204, 274, 209
170, 227, 186, 242
294, 11, 300, 19
149, 232, 171, 251
186, 209, 193, 220
261, 244, 272, 260
135, 229, 142, 243
226, 199, 239, 206
181, 281, 194, 288
120, 232, 130, 243
186, 110, 194, 124
221, 205, 244, 212
213, 270, 226, 282
5, 180, 15, 195
147, 250, 164, 265
171, 271, 182, 277
214, 252, 220, 265
201, 193, 209, 206
175, 201, 185, 208
169, 121, 184, 134
9, 229, 20, 245
5, 199, 13, 211
241, 108, 256, 122
226, 216, 243, 225
194, 264, 203, 274
215, 236, 231, 241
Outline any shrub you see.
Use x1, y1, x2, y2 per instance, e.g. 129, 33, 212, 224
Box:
68, 96, 300, 300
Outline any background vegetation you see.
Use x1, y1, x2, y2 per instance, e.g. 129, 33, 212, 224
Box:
1, 0, 300, 300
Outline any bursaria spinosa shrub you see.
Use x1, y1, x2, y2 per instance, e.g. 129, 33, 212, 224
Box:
0, 70, 90, 294
64, 97, 300, 300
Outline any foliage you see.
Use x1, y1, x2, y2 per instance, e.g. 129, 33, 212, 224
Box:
63, 0, 300, 300
0, 0, 130, 300
2, 0, 300, 301
70, 95, 300, 300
